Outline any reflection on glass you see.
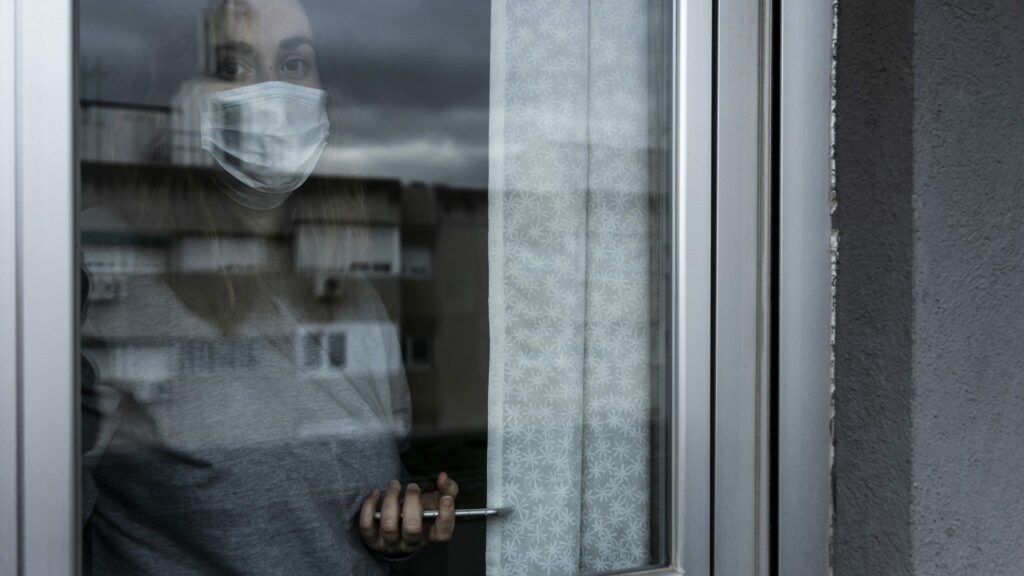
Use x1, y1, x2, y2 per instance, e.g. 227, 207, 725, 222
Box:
79, 0, 671, 574
81, 0, 487, 573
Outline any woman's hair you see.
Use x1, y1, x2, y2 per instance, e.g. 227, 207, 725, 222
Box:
96, 0, 369, 332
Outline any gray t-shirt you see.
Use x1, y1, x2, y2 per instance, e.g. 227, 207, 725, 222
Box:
81, 251, 409, 574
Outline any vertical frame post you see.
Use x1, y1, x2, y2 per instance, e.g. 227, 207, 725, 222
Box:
1, 0, 21, 570
677, 0, 713, 572
777, 0, 834, 572
17, 0, 78, 573
714, 0, 773, 572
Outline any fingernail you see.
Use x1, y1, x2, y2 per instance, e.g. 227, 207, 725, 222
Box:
389, 480, 401, 489
442, 496, 453, 508
371, 489, 380, 498
407, 483, 420, 492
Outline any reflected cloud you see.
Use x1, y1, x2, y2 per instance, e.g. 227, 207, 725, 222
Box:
80, 0, 490, 187
319, 140, 487, 189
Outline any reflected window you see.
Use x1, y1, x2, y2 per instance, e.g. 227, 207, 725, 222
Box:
402, 335, 434, 371
327, 332, 347, 368
401, 245, 432, 279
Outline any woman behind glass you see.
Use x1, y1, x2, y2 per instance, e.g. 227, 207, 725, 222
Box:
80, 0, 457, 573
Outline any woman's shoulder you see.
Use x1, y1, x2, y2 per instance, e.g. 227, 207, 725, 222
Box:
336, 274, 398, 323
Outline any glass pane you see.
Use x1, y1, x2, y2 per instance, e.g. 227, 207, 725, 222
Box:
77, 1, 673, 574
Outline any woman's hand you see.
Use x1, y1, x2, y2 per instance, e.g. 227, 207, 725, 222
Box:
359, 472, 459, 559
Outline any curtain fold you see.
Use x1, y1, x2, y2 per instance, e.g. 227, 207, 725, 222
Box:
487, 1, 652, 574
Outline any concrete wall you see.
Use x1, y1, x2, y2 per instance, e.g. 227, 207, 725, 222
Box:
834, 1, 1024, 574
833, 1, 915, 573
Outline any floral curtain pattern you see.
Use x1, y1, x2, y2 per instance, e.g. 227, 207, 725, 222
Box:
487, 1, 653, 574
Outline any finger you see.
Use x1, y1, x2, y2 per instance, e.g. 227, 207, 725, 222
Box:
422, 471, 459, 509
380, 480, 402, 546
437, 471, 460, 498
427, 495, 455, 542
358, 490, 382, 550
401, 484, 424, 546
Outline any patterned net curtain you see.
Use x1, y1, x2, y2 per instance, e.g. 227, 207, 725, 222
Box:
487, 1, 653, 574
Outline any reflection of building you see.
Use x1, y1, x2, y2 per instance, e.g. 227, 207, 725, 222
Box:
80, 101, 172, 164
79, 100, 488, 438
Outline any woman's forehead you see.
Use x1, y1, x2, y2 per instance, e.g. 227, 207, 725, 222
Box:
215, 0, 314, 43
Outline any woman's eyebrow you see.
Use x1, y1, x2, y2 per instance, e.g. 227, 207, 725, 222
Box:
279, 36, 314, 51
215, 41, 256, 55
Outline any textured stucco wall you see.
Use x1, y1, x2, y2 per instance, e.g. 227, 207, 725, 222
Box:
833, 1, 915, 574
911, 1, 1024, 573
834, 1, 1024, 574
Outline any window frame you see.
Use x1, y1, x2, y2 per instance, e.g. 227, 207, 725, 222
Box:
0, 0, 19, 571
6, 0, 78, 573
0, 0, 834, 573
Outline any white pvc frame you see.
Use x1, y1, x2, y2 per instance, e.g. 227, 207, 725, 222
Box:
0, 0, 832, 573
1, 0, 21, 571
677, 0, 713, 572
5, 0, 79, 575
713, 0, 772, 571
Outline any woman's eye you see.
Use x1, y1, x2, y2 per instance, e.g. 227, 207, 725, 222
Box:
280, 57, 309, 76
216, 59, 251, 81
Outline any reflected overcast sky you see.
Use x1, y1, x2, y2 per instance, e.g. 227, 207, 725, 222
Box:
80, 0, 490, 188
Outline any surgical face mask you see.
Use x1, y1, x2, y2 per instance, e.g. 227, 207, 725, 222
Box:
201, 81, 330, 210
